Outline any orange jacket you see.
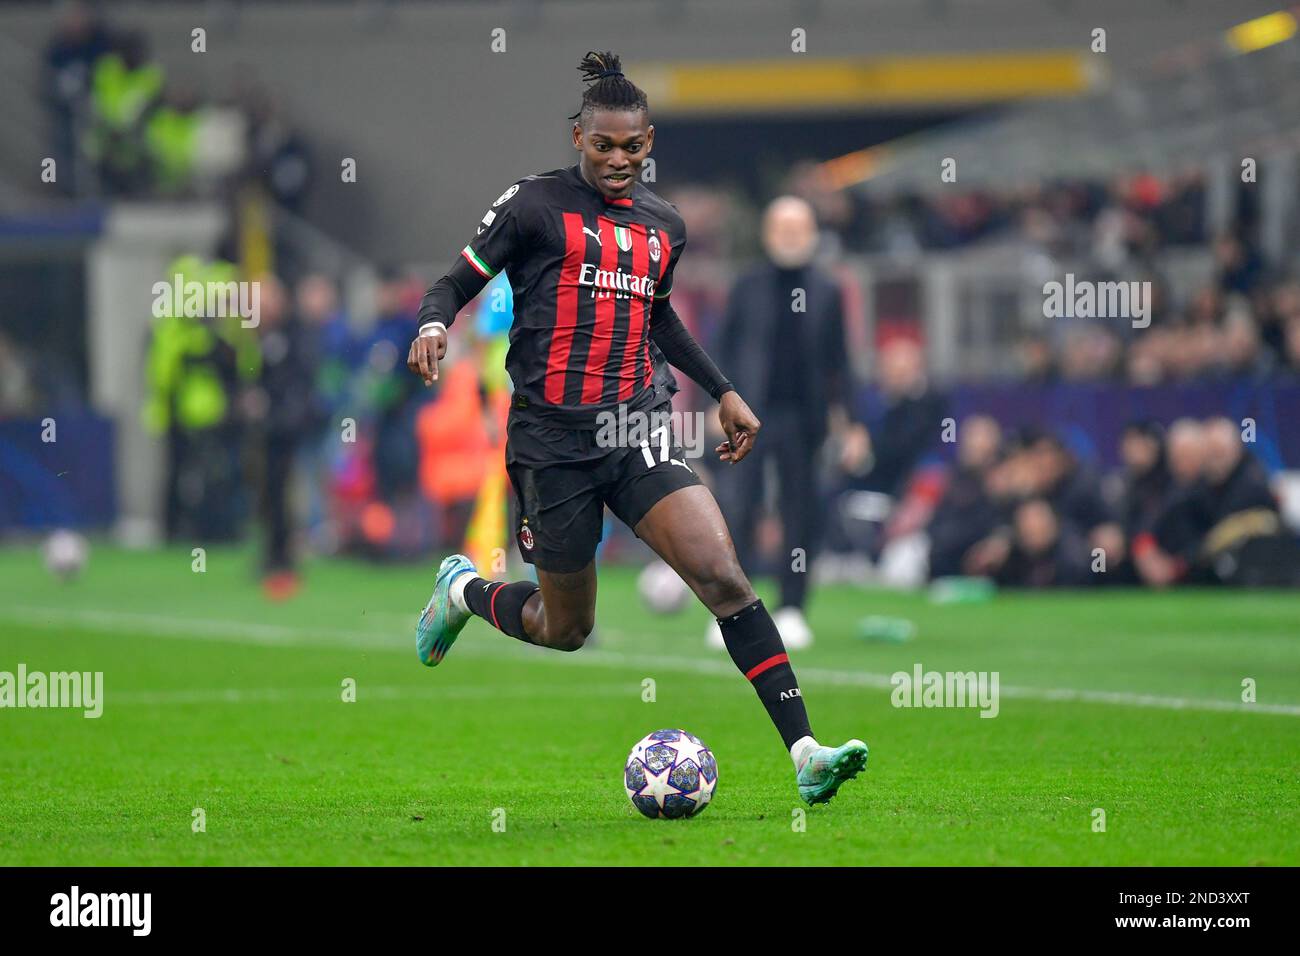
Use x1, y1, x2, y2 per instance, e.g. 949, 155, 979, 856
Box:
416, 361, 509, 505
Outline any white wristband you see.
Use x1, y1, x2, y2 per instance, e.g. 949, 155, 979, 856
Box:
419, 322, 447, 338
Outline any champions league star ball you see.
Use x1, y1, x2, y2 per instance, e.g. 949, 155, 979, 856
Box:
43, 530, 88, 581
624, 729, 718, 819
636, 560, 691, 615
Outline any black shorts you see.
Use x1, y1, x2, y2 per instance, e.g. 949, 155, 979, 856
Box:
505, 402, 702, 573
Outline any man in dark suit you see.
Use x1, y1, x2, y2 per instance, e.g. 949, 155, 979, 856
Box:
709, 196, 865, 649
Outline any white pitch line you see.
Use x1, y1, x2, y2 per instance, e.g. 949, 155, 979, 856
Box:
3, 604, 1298, 717
110, 683, 637, 706
2, 605, 375, 648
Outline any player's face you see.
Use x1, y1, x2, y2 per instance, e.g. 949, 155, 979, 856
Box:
572, 109, 653, 200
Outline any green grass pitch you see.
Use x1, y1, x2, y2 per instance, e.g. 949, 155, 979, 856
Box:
0, 544, 1296, 865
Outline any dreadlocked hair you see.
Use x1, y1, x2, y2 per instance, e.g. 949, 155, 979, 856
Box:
570, 51, 648, 124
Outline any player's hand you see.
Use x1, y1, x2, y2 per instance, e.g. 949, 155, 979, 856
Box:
716, 391, 760, 464
406, 327, 447, 386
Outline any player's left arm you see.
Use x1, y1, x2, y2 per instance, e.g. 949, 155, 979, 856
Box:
648, 234, 759, 463
409, 179, 532, 385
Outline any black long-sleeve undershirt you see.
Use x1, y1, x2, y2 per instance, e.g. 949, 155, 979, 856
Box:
649, 297, 734, 402
416, 257, 483, 331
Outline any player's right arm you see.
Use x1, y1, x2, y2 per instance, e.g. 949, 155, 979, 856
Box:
407, 180, 530, 385
646, 224, 758, 464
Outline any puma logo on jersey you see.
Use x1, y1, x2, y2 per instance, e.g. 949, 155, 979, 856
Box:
583, 226, 603, 245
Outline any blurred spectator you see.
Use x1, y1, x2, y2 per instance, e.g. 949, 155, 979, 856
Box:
296, 273, 354, 411
246, 275, 320, 597
84, 30, 161, 195
713, 196, 860, 648
242, 88, 314, 212
1262, 280, 1300, 361
294, 273, 352, 551
1017, 333, 1057, 383
1214, 234, 1263, 296
996, 497, 1091, 588
928, 415, 1002, 578
1133, 419, 1206, 587
820, 337, 945, 581
144, 85, 202, 196
42, 0, 111, 196
365, 270, 425, 501
856, 338, 945, 497
1028, 432, 1123, 565
1198, 418, 1299, 584
1111, 421, 1170, 550
1058, 326, 1122, 381
1217, 303, 1275, 380
415, 348, 502, 554
143, 256, 258, 543
1200, 417, 1276, 528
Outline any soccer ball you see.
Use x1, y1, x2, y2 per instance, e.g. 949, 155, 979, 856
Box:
636, 560, 690, 615
43, 530, 88, 581
624, 728, 718, 819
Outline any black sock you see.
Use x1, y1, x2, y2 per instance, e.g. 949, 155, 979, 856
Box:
460, 576, 539, 643
718, 598, 813, 751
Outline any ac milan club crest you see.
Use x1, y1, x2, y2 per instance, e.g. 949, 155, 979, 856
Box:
519, 524, 535, 550
648, 233, 661, 263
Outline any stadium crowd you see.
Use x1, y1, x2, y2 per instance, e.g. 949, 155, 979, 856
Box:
15, 4, 1295, 597
912, 414, 1293, 588
43, 1, 313, 205
798, 166, 1300, 385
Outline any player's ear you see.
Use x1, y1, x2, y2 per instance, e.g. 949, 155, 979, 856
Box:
644, 124, 654, 153
571, 122, 584, 151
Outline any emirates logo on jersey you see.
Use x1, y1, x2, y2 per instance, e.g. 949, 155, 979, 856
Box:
648, 233, 661, 263
577, 262, 657, 300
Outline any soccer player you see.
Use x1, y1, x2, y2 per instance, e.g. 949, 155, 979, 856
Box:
406, 52, 867, 805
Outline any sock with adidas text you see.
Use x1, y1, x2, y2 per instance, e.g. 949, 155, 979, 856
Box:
717, 599, 814, 751
459, 576, 539, 644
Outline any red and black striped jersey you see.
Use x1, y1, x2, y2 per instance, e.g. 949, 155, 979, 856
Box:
425, 164, 688, 429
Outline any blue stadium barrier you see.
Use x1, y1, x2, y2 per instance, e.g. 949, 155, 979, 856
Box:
0, 414, 116, 530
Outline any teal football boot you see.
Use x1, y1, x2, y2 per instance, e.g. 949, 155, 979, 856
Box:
797, 738, 869, 805
416, 554, 477, 667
